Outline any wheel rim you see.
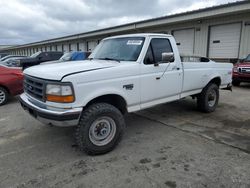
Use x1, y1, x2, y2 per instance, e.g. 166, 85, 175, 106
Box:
208, 89, 217, 107
0, 90, 6, 104
89, 116, 117, 146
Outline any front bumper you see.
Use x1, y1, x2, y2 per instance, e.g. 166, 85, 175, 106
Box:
233, 76, 250, 83
19, 93, 82, 127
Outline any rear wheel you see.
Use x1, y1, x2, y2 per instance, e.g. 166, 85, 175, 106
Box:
232, 80, 240, 86
197, 83, 219, 113
0, 87, 8, 106
75, 103, 125, 155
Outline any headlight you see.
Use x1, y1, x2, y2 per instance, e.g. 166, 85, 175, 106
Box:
46, 84, 75, 103
233, 67, 238, 73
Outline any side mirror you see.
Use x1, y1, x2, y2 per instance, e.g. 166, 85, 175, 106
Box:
162, 52, 174, 62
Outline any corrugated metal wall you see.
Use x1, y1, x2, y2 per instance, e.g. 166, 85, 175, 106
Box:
4, 12, 250, 61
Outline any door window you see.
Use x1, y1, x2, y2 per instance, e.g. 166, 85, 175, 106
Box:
144, 38, 173, 65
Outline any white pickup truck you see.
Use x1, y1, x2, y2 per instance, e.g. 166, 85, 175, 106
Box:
19, 33, 233, 155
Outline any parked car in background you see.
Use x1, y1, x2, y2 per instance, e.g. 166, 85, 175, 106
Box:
20, 51, 63, 70
44, 51, 91, 64
0, 55, 26, 62
232, 54, 250, 86
0, 65, 23, 106
60, 51, 91, 61
0, 57, 28, 67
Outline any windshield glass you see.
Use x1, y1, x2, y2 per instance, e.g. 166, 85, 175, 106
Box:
0, 58, 21, 67
0, 55, 25, 61
0, 57, 6, 61
90, 37, 145, 61
30, 51, 41, 58
0, 55, 13, 61
60, 52, 73, 61
245, 54, 250, 62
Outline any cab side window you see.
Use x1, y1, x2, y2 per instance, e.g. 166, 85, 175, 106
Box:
144, 38, 173, 65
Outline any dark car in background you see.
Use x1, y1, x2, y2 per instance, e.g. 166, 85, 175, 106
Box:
20, 51, 63, 70
0, 64, 23, 106
233, 54, 250, 86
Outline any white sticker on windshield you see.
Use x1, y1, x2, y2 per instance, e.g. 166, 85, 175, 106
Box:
127, 40, 143, 45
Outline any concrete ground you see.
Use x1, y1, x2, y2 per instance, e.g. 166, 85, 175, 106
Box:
0, 85, 250, 188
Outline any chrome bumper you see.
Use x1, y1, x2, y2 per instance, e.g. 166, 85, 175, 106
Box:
19, 93, 82, 127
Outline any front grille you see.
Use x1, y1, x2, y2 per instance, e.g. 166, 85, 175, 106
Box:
24, 75, 45, 101
240, 67, 250, 74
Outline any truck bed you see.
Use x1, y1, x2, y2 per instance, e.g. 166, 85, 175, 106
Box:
181, 60, 233, 98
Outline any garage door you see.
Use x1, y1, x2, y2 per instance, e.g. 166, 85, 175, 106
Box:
173, 29, 195, 55
64, 44, 69, 52
71, 43, 77, 51
87, 41, 98, 52
79, 42, 87, 51
209, 23, 241, 59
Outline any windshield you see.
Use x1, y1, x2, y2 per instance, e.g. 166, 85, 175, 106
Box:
89, 37, 145, 61
0, 59, 17, 67
0, 57, 7, 61
0, 57, 27, 67
30, 51, 41, 58
60, 52, 73, 61
245, 54, 250, 62
0, 55, 25, 61
0, 58, 21, 67
0, 55, 13, 61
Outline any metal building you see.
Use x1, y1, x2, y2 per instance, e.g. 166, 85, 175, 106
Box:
1, 1, 250, 62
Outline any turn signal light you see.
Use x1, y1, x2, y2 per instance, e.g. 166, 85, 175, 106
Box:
46, 95, 74, 103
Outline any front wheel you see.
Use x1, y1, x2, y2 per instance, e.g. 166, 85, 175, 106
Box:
0, 87, 8, 106
197, 83, 219, 113
75, 103, 125, 155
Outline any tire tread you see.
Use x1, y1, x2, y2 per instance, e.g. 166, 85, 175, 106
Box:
75, 103, 125, 155
197, 83, 219, 113
0, 87, 8, 106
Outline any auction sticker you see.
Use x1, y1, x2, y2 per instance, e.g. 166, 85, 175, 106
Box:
127, 40, 143, 45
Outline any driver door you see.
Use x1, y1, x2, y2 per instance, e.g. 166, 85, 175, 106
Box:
140, 38, 182, 109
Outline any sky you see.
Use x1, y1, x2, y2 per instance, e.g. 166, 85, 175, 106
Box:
0, 0, 241, 45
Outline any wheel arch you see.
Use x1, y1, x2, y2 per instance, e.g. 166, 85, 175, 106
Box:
85, 94, 128, 114
207, 76, 221, 87
0, 84, 10, 94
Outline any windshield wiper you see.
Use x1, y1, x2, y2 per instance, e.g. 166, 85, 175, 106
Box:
97, 57, 120, 63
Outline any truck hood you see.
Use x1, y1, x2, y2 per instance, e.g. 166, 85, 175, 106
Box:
235, 63, 250, 67
24, 60, 119, 80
